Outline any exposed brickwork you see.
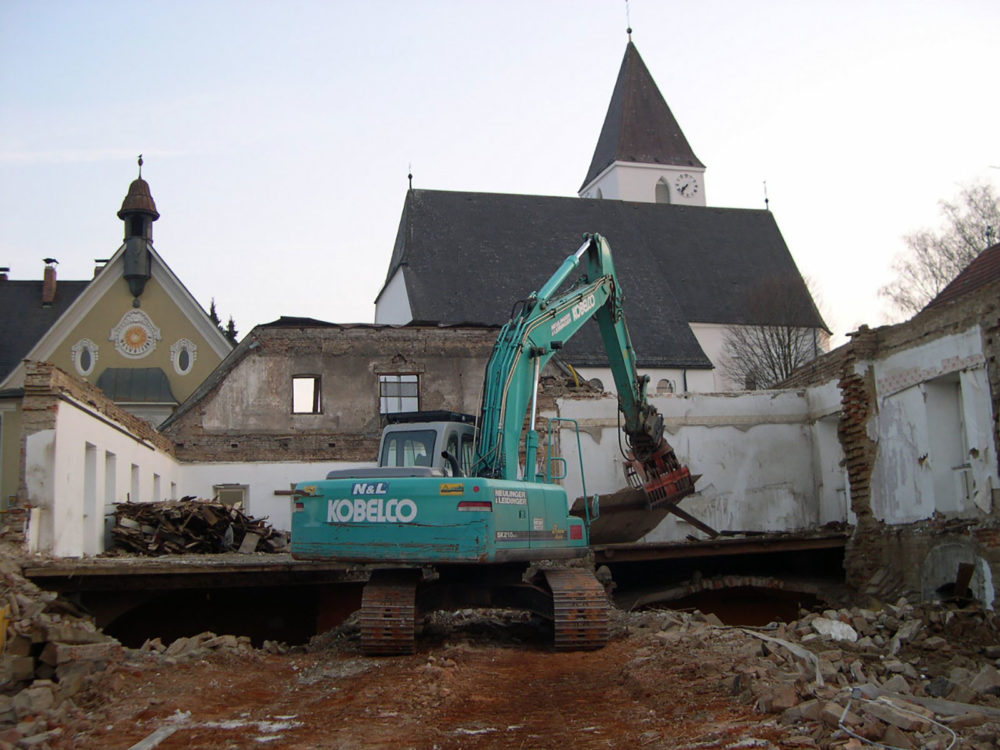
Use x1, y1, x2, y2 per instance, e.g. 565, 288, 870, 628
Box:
836, 326, 884, 588
21, 361, 172, 452
172, 433, 378, 463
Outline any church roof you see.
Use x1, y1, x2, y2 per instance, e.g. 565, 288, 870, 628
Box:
379, 189, 826, 369
581, 42, 704, 191
0, 279, 90, 381
924, 242, 1000, 310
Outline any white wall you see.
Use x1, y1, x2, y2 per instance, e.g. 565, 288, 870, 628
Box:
24, 392, 378, 553
180, 460, 374, 532
581, 162, 706, 206
553, 387, 845, 542
27, 395, 182, 557
374, 270, 412, 324
869, 327, 997, 523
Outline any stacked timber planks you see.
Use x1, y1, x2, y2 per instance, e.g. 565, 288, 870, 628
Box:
110, 499, 288, 556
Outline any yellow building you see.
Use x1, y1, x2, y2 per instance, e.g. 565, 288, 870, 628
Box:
0, 164, 234, 505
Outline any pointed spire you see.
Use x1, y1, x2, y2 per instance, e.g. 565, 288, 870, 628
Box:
580, 42, 704, 192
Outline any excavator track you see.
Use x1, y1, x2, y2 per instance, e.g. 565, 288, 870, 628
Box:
542, 567, 609, 651
360, 569, 421, 656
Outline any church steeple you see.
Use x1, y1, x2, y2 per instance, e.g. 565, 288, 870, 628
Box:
580, 41, 706, 205
117, 156, 158, 301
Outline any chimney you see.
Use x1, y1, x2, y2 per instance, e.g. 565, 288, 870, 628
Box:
42, 260, 57, 305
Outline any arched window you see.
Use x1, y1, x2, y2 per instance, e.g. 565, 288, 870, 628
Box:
656, 378, 675, 395
655, 178, 671, 204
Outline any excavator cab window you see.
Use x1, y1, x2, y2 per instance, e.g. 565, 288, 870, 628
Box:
444, 433, 460, 476
461, 434, 474, 475
380, 430, 437, 468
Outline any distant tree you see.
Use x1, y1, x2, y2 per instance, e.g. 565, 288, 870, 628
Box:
208, 297, 238, 345
722, 274, 826, 390
880, 180, 1000, 317
225, 316, 239, 345
208, 298, 222, 327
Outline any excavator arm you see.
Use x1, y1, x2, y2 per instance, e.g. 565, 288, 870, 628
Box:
472, 234, 697, 522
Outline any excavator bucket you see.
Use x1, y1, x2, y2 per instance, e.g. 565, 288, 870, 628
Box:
569, 441, 717, 545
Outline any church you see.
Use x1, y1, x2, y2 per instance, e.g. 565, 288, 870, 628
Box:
0, 163, 233, 506
374, 41, 828, 394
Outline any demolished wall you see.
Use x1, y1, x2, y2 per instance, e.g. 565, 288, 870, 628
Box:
783, 279, 1000, 602
554, 386, 847, 542
162, 323, 499, 463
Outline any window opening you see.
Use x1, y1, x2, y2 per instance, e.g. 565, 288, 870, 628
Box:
213, 484, 248, 509
293, 376, 322, 414
379, 374, 419, 414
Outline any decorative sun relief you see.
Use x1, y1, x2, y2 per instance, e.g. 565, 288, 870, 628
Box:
110, 309, 161, 358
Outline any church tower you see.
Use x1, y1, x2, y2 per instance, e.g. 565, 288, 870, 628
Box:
579, 41, 705, 206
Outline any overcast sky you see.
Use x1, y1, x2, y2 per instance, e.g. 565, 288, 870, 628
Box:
1, 1, 997, 345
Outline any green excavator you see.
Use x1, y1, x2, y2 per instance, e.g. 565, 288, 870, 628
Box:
291, 233, 703, 653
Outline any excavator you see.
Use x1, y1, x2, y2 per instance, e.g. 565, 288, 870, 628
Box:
291, 233, 701, 654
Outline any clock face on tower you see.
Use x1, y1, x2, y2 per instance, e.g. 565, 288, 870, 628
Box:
674, 173, 699, 199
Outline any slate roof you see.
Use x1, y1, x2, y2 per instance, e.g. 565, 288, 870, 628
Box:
0, 280, 90, 381
925, 242, 1000, 309
96, 367, 177, 404
581, 42, 704, 191
378, 189, 826, 369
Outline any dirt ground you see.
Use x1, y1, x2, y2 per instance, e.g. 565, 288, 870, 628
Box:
60, 614, 792, 750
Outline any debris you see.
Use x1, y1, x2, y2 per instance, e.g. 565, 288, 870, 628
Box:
109, 499, 288, 556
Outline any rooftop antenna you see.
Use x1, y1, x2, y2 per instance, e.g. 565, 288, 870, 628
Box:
763, 180, 770, 211
625, 0, 632, 41
137, 154, 143, 178
408, 163, 413, 191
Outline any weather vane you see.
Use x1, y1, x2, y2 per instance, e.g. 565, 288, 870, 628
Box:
763, 181, 770, 211
408, 163, 413, 191
626, 0, 632, 40
138, 154, 143, 178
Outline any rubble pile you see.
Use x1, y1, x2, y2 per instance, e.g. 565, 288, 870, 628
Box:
0, 544, 121, 748
110, 499, 288, 556
627, 598, 1000, 749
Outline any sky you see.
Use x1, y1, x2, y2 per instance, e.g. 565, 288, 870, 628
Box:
1, 1, 998, 346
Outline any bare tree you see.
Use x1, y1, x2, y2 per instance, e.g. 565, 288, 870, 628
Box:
722, 274, 826, 390
880, 179, 1000, 317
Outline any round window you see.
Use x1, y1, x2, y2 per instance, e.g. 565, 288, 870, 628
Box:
178, 348, 190, 372
80, 347, 92, 373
